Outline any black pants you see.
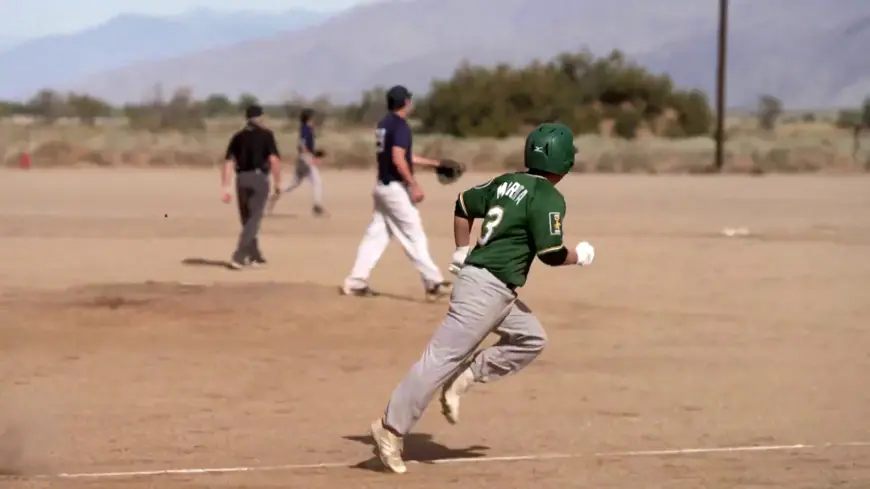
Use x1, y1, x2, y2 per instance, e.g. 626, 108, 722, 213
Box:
232, 170, 270, 263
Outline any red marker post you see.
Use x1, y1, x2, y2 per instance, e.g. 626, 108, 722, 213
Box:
20, 152, 31, 170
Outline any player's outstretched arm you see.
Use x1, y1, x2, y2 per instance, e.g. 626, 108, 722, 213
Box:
411, 153, 441, 167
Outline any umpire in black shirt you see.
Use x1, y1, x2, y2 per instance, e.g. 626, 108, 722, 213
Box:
221, 104, 282, 269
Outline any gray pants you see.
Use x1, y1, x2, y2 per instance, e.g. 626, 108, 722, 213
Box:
232, 170, 270, 263
383, 265, 547, 435
284, 156, 324, 207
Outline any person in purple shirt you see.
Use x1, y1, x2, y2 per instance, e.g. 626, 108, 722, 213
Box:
341, 85, 451, 301
267, 108, 327, 217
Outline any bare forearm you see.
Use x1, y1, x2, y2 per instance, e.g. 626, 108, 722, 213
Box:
412, 153, 440, 167
393, 159, 417, 186
269, 156, 282, 186
221, 161, 233, 188
453, 216, 473, 247
561, 247, 579, 266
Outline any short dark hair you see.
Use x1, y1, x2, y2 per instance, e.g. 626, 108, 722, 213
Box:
386, 85, 412, 111
245, 104, 264, 119
300, 108, 314, 124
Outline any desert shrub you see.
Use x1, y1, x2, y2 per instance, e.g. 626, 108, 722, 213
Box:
757, 94, 783, 131
415, 49, 713, 139
125, 86, 205, 132
613, 110, 642, 139
835, 109, 861, 129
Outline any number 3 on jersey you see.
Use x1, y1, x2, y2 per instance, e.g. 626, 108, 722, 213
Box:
478, 206, 504, 246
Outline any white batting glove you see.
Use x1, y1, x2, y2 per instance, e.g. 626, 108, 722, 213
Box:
575, 241, 595, 267
448, 246, 469, 275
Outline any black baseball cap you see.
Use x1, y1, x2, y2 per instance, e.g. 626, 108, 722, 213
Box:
386, 85, 412, 111
245, 104, 264, 119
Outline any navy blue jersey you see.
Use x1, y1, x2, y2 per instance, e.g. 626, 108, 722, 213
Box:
375, 113, 412, 184
298, 124, 315, 154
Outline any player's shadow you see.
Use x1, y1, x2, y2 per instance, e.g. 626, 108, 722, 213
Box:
368, 291, 429, 304
180, 257, 236, 270
266, 213, 298, 219
343, 433, 489, 472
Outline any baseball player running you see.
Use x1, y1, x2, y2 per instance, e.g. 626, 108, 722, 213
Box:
368, 123, 595, 474
267, 108, 327, 217
341, 85, 452, 301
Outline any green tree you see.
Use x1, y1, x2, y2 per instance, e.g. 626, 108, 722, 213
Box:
124, 85, 204, 132
344, 87, 388, 125
237, 93, 260, 111
162, 87, 205, 131
413, 49, 713, 139
757, 94, 783, 131
861, 97, 870, 128
613, 110, 642, 139
203, 94, 234, 117
835, 109, 861, 129
27, 89, 67, 123
668, 90, 713, 137
67, 93, 113, 125
0, 101, 25, 117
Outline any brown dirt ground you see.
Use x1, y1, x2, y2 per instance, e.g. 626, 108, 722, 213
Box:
0, 169, 869, 489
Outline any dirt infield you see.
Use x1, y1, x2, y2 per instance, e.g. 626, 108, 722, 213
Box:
1, 169, 869, 488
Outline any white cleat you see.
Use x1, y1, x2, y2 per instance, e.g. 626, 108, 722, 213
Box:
440, 367, 475, 425
340, 283, 380, 297
370, 419, 406, 474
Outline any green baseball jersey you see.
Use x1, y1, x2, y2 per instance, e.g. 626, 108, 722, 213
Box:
459, 172, 566, 287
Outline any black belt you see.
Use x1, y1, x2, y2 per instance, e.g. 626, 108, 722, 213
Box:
236, 168, 269, 175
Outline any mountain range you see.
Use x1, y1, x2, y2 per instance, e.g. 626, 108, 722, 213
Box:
0, 8, 330, 101
4, 0, 870, 109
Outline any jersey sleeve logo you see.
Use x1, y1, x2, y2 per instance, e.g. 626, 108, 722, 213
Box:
548, 212, 562, 235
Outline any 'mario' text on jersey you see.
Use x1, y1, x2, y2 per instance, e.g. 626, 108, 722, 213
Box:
494, 180, 529, 205
456, 172, 566, 288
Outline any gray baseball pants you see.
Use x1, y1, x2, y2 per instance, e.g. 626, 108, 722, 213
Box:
284, 155, 324, 207
232, 170, 269, 264
382, 265, 548, 436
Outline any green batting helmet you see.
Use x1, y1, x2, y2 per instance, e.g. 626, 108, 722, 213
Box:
523, 122, 577, 175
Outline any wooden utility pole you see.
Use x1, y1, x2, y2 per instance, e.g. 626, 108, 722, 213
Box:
714, 0, 729, 171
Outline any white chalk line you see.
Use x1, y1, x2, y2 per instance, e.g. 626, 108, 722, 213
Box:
44, 440, 870, 479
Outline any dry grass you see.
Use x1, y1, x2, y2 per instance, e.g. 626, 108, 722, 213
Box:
2, 117, 870, 174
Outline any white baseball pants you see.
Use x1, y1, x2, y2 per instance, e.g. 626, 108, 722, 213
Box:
283, 155, 324, 207
344, 182, 445, 290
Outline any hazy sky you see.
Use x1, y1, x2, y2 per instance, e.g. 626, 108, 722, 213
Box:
0, 0, 373, 39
